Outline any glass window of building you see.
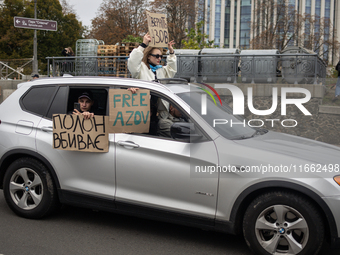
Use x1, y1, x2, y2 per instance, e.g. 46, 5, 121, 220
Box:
224, 0, 231, 47
287, 1, 296, 47
315, 0, 321, 17
215, 0, 221, 45
304, 0, 312, 46
325, 0, 331, 18
233, 0, 237, 48
207, 0, 211, 36
305, 0, 311, 14
240, 0, 251, 48
197, 0, 205, 23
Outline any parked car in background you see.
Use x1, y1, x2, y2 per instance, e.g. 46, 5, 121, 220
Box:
0, 77, 339, 255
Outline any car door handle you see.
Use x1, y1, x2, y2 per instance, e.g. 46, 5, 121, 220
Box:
117, 141, 140, 149
41, 126, 53, 132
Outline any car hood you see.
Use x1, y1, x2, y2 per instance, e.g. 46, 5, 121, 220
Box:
233, 131, 340, 165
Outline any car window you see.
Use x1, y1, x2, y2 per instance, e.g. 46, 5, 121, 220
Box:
46, 86, 68, 119
134, 91, 207, 142
177, 91, 255, 140
68, 87, 108, 116
21, 86, 58, 117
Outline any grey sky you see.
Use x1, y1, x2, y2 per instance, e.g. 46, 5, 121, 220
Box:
67, 0, 102, 28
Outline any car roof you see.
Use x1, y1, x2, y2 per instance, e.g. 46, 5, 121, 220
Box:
17, 76, 199, 94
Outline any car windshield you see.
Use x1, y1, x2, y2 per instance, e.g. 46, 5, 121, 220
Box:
177, 91, 255, 140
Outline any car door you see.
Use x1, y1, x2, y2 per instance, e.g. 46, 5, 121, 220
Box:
35, 86, 116, 199
114, 94, 219, 218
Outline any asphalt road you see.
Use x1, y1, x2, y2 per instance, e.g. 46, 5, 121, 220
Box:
0, 191, 253, 255
1, 191, 339, 255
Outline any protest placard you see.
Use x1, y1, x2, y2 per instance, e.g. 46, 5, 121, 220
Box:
146, 11, 169, 47
109, 89, 150, 133
52, 114, 109, 152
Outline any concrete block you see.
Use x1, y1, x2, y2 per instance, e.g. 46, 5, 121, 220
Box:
319, 105, 340, 115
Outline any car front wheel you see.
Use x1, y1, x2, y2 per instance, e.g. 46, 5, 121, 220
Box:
3, 157, 59, 219
243, 191, 324, 255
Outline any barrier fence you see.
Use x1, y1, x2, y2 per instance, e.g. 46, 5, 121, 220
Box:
46, 53, 326, 85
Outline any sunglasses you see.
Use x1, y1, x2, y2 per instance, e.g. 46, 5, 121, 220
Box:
150, 54, 162, 59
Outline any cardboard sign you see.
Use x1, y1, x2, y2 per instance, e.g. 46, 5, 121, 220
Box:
109, 89, 150, 133
53, 114, 109, 152
146, 11, 169, 47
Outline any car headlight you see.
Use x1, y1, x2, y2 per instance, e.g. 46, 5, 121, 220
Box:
334, 176, 340, 186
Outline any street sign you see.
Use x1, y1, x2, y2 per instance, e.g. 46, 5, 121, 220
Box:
14, 16, 57, 31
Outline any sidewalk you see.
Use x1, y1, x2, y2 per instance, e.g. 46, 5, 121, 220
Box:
322, 82, 340, 106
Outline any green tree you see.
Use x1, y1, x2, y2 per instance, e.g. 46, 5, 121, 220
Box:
0, 0, 33, 59
181, 21, 214, 49
0, 0, 83, 74
122, 35, 142, 44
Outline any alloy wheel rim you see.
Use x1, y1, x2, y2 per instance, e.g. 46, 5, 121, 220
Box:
9, 168, 43, 210
255, 204, 309, 254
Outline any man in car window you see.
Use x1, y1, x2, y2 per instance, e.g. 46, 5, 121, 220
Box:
73, 89, 138, 120
157, 103, 184, 137
73, 91, 95, 120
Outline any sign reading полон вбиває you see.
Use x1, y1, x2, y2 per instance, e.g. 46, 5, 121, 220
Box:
14, 16, 57, 31
52, 114, 109, 153
109, 89, 150, 133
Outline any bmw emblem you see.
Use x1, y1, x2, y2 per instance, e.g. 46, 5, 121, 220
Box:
279, 228, 285, 234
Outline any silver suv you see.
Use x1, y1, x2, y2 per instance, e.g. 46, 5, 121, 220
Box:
0, 77, 339, 255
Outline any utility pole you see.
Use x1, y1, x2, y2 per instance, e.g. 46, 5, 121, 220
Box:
32, 0, 38, 76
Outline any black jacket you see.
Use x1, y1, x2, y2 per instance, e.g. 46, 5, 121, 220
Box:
62, 49, 74, 57
336, 61, 340, 77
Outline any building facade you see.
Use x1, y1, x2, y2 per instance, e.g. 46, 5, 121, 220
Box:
203, 0, 340, 63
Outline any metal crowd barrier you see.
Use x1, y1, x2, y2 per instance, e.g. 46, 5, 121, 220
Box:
46, 53, 326, 84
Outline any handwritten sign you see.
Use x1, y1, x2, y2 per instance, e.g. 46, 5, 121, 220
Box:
53, 114, 108, 152
109, 89, 150, 133
146, 11, 168, 47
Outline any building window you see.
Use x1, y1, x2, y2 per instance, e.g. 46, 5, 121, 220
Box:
224, 0, 231, 47
240, 0, 251, 48
215, 0, 221, 45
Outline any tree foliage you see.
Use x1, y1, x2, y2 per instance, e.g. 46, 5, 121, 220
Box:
302, 13, 339, 62
90, 0, 148, 45
89, 0, 199, 48
0, 0, 83, 73
0, 0, 34, 59
250, 1, 301, 50
122, 35, 142, 44
181, 21, 214, 49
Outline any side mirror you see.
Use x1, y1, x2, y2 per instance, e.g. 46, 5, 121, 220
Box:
170, 122, 203, 142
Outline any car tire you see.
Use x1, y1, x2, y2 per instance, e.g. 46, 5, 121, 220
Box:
243, 191, 324, 255
3, 157, 59, 219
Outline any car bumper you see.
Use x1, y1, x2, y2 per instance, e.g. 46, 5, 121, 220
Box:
323, 195, 340, 247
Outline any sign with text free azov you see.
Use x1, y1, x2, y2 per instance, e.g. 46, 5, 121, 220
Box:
14, 16, 57, 31
109, 89, 150, 133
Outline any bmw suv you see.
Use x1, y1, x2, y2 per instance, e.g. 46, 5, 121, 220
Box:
0, 76, 339, 255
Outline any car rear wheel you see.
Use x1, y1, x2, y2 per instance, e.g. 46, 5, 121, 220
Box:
3, 157, 59, 219
243, 191, 324, 255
